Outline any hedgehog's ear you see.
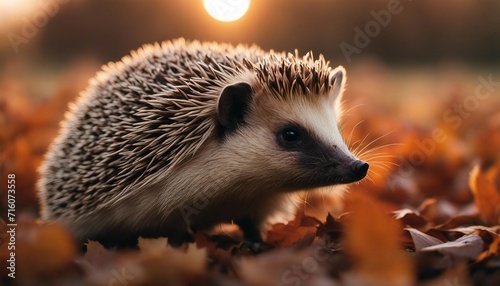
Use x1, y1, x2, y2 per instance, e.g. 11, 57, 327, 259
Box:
329, 66, 346, 101
217, 82, 253, 131
329, 66, 346, 121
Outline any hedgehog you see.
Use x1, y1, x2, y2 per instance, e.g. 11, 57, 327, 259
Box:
38, 38, 369, 247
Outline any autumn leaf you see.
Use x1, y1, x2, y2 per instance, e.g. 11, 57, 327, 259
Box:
316, 213, 343, 238
394, 209, 429, 229
476, 235, 500, 262
266, 212, 320, 247
84, 240, 114, 266
343, 199, 414, 285
469, 164, 500, 226
421, 235, 484, 261
406, 228, 443, 251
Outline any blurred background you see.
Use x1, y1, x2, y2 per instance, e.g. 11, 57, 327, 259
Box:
1, 0, 500, 217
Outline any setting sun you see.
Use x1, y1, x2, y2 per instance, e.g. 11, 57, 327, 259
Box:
203, 0, 250, 22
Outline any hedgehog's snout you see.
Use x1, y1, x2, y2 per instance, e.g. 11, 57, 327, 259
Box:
349, 160, 369, 180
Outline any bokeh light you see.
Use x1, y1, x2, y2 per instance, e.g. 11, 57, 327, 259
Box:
203, 0, 250, 22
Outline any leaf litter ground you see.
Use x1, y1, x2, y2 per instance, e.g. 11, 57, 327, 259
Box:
1, 63, 499, 285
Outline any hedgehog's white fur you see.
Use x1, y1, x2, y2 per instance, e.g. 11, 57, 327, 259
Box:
38, 38, 364, 245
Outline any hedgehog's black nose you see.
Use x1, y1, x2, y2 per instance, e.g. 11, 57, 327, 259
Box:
350, 160, 369, 177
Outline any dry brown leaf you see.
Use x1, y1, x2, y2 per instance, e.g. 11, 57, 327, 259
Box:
419, 198, 461, 224
394, 209, 429, 229
421, 235, 484, 261
469, 164, 500, 225
316, 213, 343, 238
435, 214, 484, 230
266, 213, 320, 247
84, 240, 114, 266
406, 228, 444, 251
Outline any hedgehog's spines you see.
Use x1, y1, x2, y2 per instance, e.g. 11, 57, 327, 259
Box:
40, 38, 340, 219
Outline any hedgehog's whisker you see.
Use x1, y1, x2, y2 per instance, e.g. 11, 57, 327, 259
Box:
343, 103, 366, 117
370, 164, 391, 173
339, 104, 365, 131
360, 153, 397, 159
353, 130, 398, 158
299, 192, 322, 218
351, 132, 371, 155
371, 165, 395, 173
345, 120, 365, 148
360, 155, 399, 165
363, 173, 375, 184
356, 143, 403, 159
369, 160, 400, 167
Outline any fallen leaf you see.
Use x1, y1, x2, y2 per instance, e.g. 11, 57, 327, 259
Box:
406, 228, 444, 251
477, 236, 500, 262
435, 214, 484, 230
469, 164, 500, 225
344, 199, 414, 285
421, 235, 484, 260
266, 213, 320, 247
394, 209, 429, 229
316, 213, 343, 238
84, 240, 114, 266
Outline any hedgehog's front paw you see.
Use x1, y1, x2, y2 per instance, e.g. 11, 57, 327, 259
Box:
235, 217, 274, 253
236, 217, 262, 241
167, 231, 195, 247
237, 240, 275, 254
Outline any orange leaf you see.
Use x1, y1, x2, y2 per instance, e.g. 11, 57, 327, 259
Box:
266, 213, 319, 247
477, 236, 500, 262
469, 164, 500, 225
316, 213, 343, 238
343, 199, 414, 285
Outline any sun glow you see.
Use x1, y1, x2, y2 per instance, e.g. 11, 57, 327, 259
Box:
203, 0, 250, 22
0, 0, 38, 33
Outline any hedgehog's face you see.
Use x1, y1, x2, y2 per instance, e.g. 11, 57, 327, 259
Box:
217, 67, 368, 191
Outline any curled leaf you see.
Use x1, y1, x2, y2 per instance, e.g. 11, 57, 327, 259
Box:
406, 228, 443, 251
421, 235, 484, 260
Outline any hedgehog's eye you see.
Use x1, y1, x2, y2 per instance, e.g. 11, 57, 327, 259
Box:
278, 126, 302, 148
283, 129, 299, 142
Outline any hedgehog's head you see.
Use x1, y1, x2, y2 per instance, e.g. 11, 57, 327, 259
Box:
216, 55, 368, 191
